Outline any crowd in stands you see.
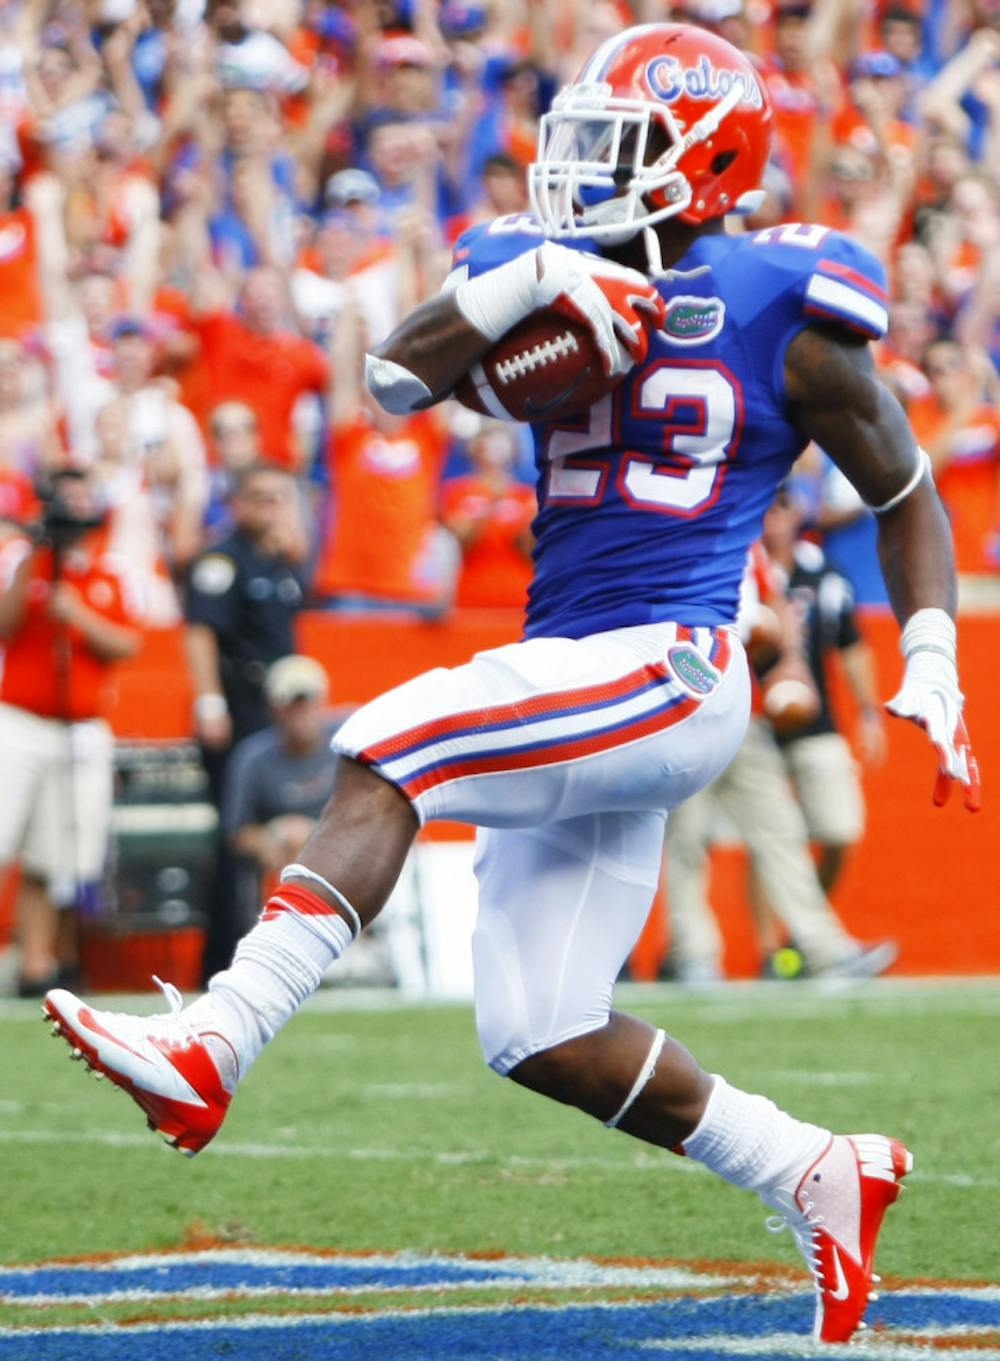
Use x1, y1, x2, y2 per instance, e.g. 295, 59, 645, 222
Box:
1, 0, 999, 627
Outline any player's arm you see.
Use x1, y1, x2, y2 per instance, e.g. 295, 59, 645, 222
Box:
365, 242, 664, 414
784, 325, 979, 810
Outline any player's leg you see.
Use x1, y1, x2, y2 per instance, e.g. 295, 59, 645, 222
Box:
44, 622, 742, 1150
473, 811, 711, 1145
43, 753, 419, 1151
475, 815, 910, 1343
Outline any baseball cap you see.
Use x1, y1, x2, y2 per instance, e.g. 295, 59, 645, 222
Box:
265, 655, 329, 707
324, 167, 381, 208
851, 49, 903, 79
110, 315, 151, 341
692, 0, 745, 22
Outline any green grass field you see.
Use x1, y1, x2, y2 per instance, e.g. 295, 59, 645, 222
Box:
3, 978, 999, 1283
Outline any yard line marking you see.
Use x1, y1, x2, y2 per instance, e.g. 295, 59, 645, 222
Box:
638, 1333, 1000, 1358
0, 1128, 995, 1189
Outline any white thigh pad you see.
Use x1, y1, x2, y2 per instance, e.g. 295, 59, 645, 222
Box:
472, 810, 665, 1075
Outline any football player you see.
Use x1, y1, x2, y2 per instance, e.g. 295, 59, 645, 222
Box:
45, 23, 979, 1345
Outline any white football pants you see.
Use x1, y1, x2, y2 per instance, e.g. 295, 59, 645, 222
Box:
334, 622, 750, 1073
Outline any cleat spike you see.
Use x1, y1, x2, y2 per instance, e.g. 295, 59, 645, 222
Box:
872, 1274, 881, 1284
50, 1021, 63, 1036
70, 1047, 83, 1060
868, 1291, 879, 1302
91, 1070, 105, 1081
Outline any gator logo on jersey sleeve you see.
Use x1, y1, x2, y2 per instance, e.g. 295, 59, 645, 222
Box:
662, 296, 726, 345
667, 644, 721, 696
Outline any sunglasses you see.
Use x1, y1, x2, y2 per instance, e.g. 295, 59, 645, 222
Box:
212, 422, 256, 437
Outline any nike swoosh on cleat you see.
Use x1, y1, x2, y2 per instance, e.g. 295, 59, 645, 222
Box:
77, 1009, 151, 1064
829, 1246, 851, 1302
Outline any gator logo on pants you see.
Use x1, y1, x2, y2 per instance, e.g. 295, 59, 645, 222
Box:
668, 644, 720, 696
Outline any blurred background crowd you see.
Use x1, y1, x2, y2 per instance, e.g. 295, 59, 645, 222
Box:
1, 0, 1000, 616
2, 0, 999, 994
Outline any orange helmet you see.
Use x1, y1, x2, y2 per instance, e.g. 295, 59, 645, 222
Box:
529, 23, 773, 245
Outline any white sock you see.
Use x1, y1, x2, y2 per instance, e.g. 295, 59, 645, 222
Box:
682, 1075, 830, 1202
185, 908, 353, 1077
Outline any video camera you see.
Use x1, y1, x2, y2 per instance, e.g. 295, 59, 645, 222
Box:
32, 470, 107, 553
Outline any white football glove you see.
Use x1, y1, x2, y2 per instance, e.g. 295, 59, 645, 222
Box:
885, 612, 981, 812
534, 242, 666, 378
453, 241, 665, 379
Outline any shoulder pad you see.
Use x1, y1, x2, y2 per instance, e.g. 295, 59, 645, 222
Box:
450, 215, 601, 279
745, 223, 889, 340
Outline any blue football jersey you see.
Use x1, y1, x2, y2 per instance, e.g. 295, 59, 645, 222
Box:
449, 216, 889, 640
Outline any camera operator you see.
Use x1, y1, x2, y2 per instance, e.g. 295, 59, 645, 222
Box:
0, 468, 141, 996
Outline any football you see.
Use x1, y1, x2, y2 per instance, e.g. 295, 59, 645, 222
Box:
453, 310, 622, 423
760, 659, 821, 736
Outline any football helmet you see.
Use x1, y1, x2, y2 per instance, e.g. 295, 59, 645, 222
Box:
529, 24, 773, 249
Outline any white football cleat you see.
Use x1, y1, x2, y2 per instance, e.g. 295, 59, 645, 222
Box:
765, 1133, 912, 1343
42, 977, 238, 1156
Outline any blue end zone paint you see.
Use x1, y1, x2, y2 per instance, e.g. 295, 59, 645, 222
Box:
3, 1253, 1000, 1360
4, 1295, 1000, 1361
0, 1257, 528, 1298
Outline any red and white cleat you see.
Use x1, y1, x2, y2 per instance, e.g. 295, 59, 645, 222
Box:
765, 1133, 913, 1343
42, 977, 238, 1157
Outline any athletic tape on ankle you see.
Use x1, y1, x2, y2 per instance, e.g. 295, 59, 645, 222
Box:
273, 865, 363, 939
604, 1028, 667, 1130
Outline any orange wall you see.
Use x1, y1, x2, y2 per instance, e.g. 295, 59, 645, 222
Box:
15, 607, 1000, 977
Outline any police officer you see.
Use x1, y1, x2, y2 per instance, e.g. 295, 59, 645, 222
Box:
185, 462, 308, 978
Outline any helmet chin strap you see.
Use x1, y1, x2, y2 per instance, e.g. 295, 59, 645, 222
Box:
642, 226, 665, 276
640, 224, 712, 280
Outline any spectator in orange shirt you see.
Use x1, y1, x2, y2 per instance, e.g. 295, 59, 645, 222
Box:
908, 337, 1000, 571
833, 51, 919, 207
761, 0, 844, 211
186, 265, 329, 471
0, 159, 44, 341
440, 418, 535, 609
315, 297, 456, 613
0, 467, 141, 996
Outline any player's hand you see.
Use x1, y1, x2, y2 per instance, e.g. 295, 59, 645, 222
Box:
534, 242, 663, 377
885, 650, 981, 812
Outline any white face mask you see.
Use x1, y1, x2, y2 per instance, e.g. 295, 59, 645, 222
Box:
528, 78, 761, 248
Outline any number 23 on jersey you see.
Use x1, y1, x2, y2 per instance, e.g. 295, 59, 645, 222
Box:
542, 360, 743, 518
